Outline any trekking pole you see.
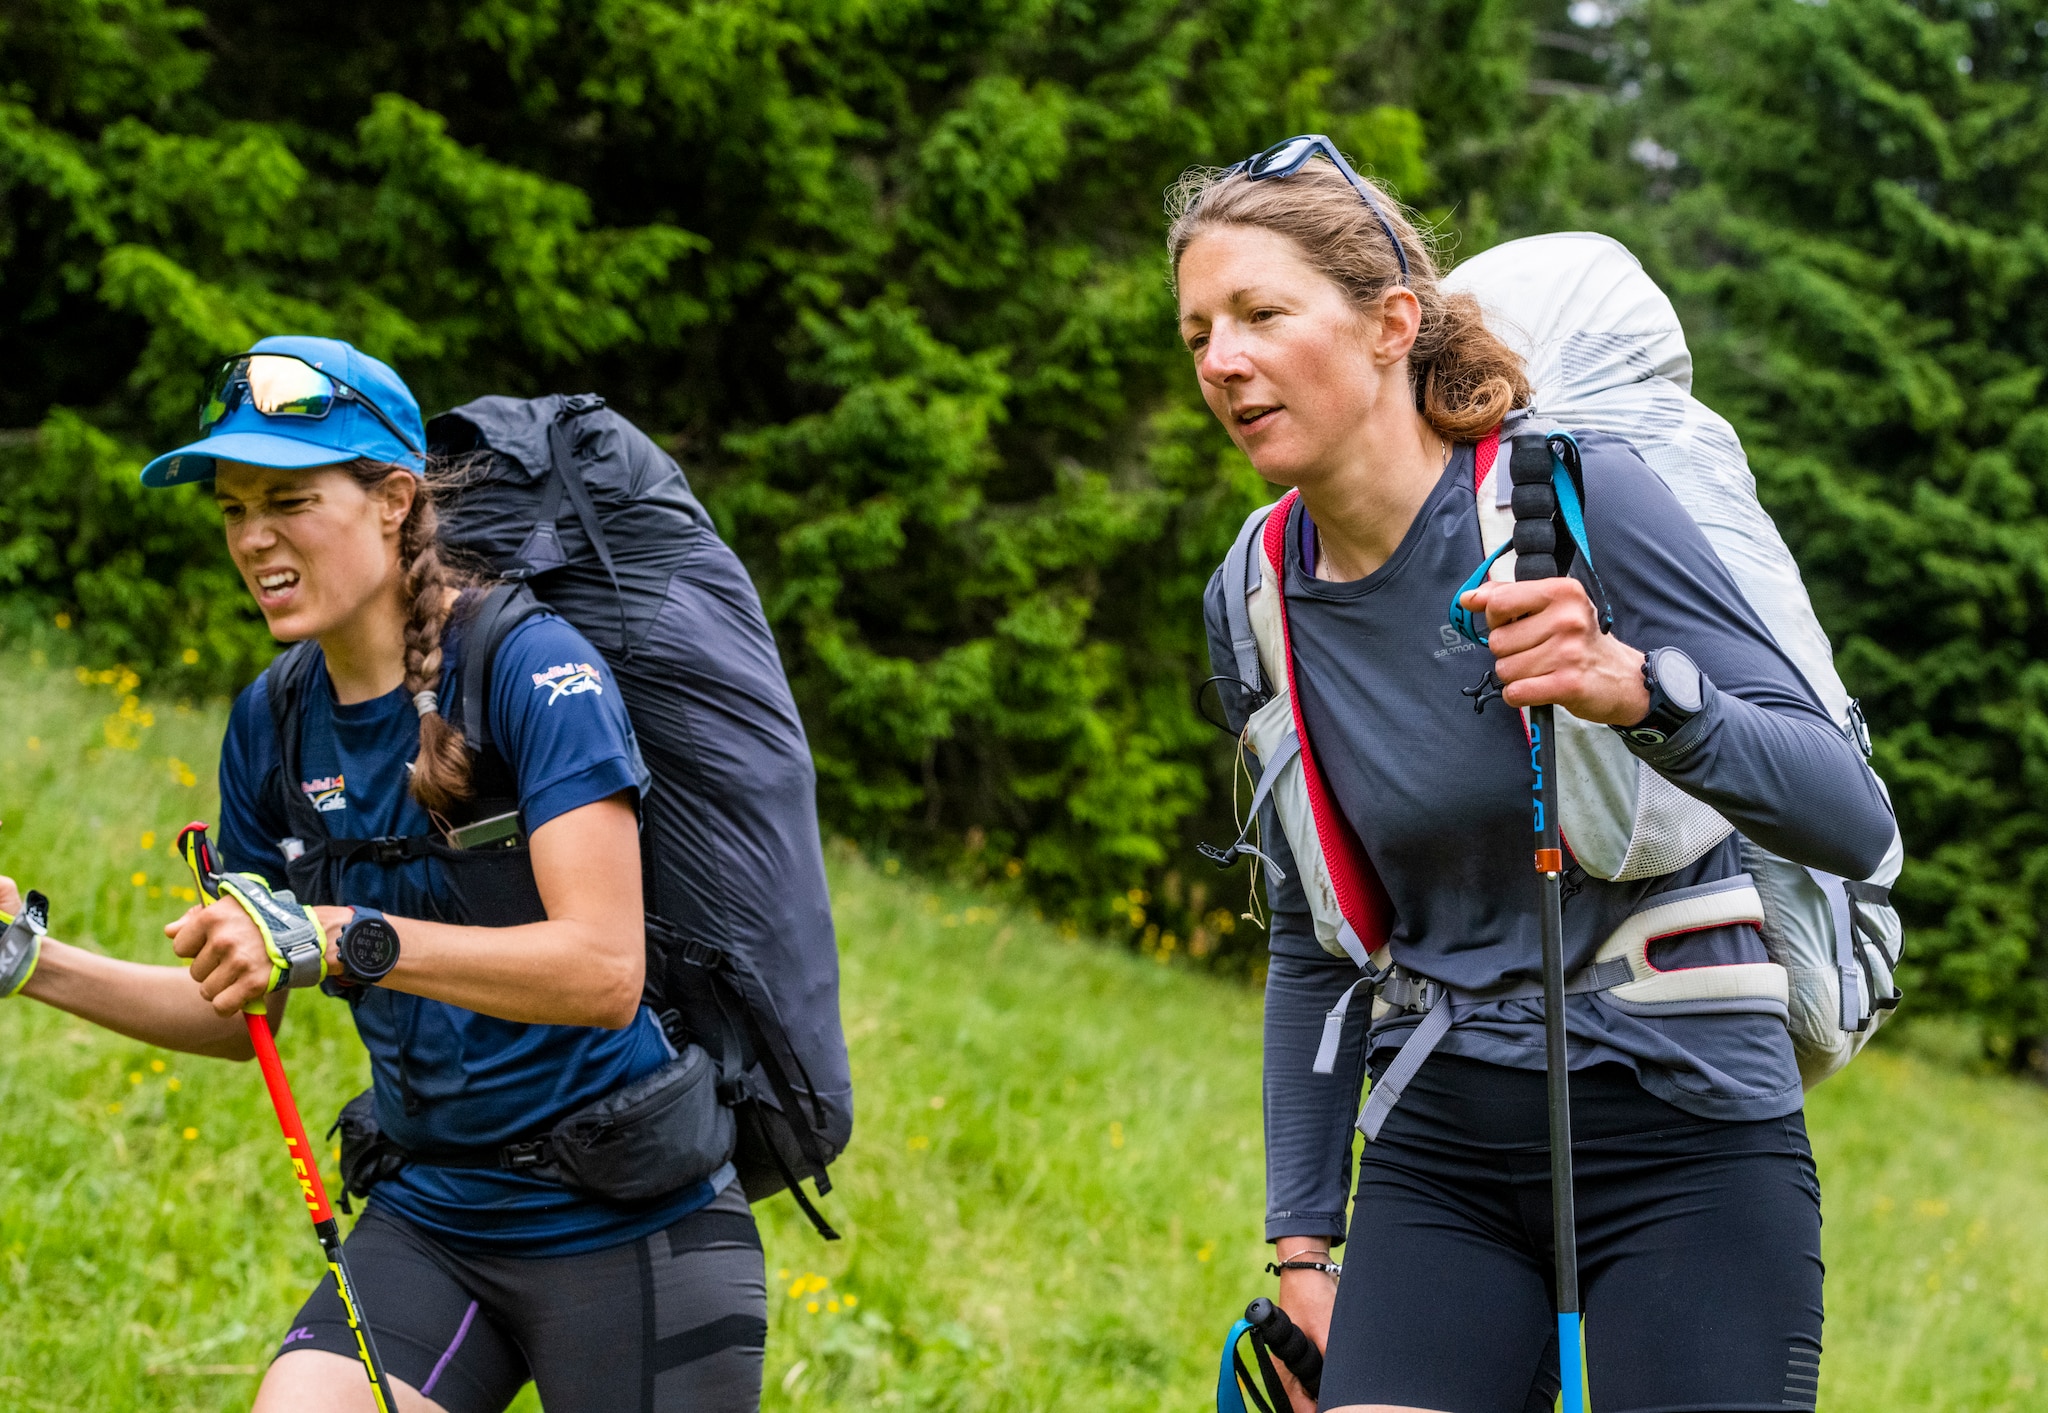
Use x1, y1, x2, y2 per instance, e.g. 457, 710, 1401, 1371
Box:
176, 823, 399, 1413
1506, 434, 1589, 1413
1245, 1297, 1322, 1398
1215, 1307, 1294, 1413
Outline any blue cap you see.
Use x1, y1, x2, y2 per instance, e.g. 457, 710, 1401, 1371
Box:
140, 335, 428, 488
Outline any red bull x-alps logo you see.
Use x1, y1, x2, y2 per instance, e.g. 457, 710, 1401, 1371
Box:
300, 775, 347, 813
531, 661, 604, 705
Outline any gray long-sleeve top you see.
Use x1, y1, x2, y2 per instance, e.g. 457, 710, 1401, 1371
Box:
1202, 434, 1895, 1244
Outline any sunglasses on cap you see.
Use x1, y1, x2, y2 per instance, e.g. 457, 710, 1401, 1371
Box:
198, 353, 422, 457
1225, 134, 1411, 285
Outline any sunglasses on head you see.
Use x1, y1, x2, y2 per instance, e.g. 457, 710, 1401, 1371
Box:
199, 352, 421, 457
1225, 134, 1410, 285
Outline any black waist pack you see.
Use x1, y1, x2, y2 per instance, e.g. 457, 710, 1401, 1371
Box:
331, 1043, 735, 1207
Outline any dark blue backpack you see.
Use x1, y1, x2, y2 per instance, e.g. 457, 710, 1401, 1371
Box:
422, 393, 851, 1235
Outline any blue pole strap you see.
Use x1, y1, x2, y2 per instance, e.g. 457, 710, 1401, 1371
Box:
1549, 456, 1597, 579
1217, 1318, 1256, 1413
1446, 431, 1604, 648
1448, 544, 1512, 645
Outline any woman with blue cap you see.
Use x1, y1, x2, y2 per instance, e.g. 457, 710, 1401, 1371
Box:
0, 336, 768, 1412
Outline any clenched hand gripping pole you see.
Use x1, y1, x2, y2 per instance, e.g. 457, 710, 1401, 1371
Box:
177, 823, 398, 1413
1505, 435, 1590, 1413
1216, 1298, 1321, 1413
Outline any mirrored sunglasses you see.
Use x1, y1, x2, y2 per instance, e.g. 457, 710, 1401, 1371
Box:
199, 353, 421, 456
1228, 134, 1411, 285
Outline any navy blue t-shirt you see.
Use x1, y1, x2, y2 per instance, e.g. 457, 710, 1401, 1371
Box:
218, 611, 724, 1256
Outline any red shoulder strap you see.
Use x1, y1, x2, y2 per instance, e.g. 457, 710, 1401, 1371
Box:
1474, 425, 1501, 490
1260, 492, 1396, 954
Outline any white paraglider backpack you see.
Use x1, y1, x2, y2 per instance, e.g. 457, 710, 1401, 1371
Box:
1208, 233, 1903, 1108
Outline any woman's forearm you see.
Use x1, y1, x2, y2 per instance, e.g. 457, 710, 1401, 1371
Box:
1264, 930, 1369, 1245
20, 937, 272, 1059
369, 913, 644, 1029
361, 793, 646, 1029
181, 797, 648, 1028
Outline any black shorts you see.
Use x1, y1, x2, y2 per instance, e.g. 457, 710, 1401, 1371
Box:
1322, 1054, 1823, 1413
276, 1178, 766, 1413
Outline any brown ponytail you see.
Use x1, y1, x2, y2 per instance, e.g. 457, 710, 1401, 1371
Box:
343, 457, 485, 813
1166, 160, 1532, 441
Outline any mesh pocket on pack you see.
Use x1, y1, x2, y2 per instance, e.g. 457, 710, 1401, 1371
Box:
1614, 764, 1733, 880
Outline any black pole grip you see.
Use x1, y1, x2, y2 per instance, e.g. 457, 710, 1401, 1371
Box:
1246, 1297, 1323, 1399
1509, 431, 1562, 582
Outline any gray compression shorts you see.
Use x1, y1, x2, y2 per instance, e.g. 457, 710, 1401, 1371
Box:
275, 1179, 766, 1413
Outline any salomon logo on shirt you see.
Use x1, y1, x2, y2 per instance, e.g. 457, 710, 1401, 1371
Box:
531, 662, 604, 704
1432, 623, 1477, 660
300, 775, 347, 812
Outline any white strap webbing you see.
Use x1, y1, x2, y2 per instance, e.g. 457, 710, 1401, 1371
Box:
1592, 876, 1783, 1009
1347, 875, 1784, 1139
1312, 974, 1373, 1076
1807, 865, 1862, 1032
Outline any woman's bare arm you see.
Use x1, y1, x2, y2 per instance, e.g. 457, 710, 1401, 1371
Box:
18, 935, 280, 1059
2, 874, 277, 1059
177, 792, 645, 1029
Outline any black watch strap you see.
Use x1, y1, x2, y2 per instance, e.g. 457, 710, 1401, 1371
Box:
1614, 647, 1704, 748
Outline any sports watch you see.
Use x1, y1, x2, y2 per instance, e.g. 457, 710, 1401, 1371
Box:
1614, 646, 1705, 747
338, 907, 402, 985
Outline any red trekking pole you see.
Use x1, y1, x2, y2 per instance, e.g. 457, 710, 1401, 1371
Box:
177, 822, 398, 1412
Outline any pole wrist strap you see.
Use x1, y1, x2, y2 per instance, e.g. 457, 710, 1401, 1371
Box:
0, 891, 50, 998
213, 874, 327, 991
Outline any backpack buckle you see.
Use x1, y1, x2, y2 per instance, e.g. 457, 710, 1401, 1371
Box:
1846, 698, 1874, 758
716, 1068, 754, 1107
369, 837, 411, 866
500, 1140, 548, 1171
1378, 969, 1438, 1013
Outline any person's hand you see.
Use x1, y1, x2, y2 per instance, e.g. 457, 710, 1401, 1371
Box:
1273, 1241, 1337, 1413
0, 875, 22, 918
1459, 576, 1650, 726
166, 899, 275, 1016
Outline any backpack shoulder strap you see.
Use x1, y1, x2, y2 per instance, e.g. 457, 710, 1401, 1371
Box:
456, 583, 547, 757
1257, 491, 1396, 965
545, 410, 633, 658
1223, 503, 1279, 705
1472, 425, 1511, 557
264, 642, 329, 840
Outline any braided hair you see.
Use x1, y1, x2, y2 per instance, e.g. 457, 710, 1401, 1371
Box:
341, 457, 483, 812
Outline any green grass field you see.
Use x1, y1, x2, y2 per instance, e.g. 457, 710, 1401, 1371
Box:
3, 659, 2047, 1411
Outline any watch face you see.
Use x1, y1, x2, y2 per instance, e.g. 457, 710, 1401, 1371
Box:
344, 918, 400, 980
1655, 648, 1705, 713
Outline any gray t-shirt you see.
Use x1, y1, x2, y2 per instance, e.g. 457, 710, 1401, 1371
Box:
1202, 433, 1895, 1243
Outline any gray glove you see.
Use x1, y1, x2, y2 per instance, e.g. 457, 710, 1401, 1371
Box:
1, 890, 49, 998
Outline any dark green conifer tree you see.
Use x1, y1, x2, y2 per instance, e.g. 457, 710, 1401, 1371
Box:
1, 0, 1538, 940
1568, 0, 2048, 1066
